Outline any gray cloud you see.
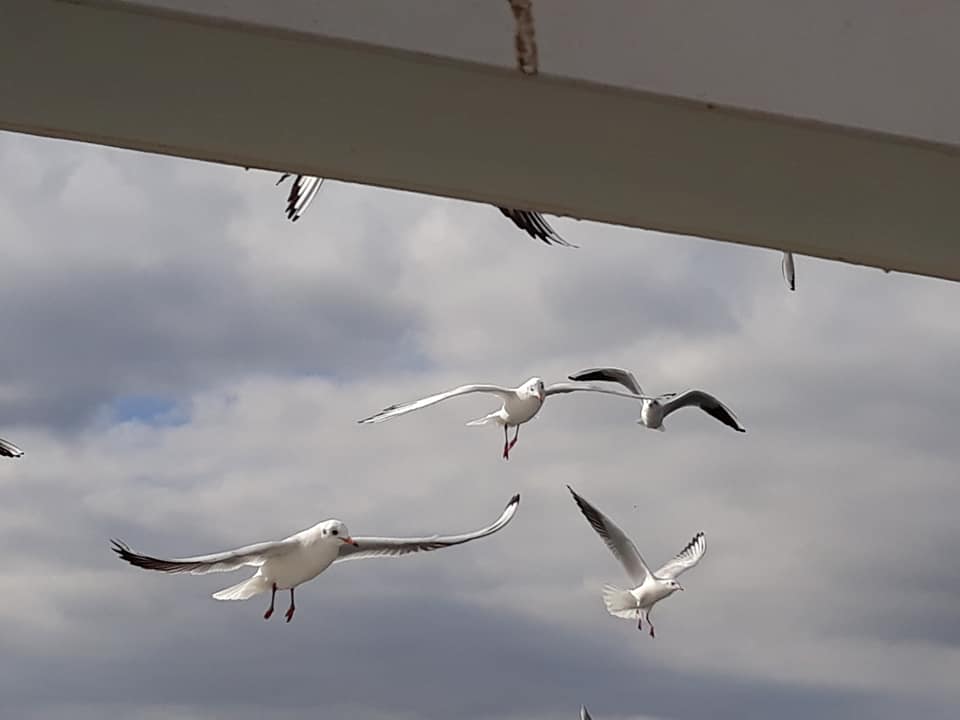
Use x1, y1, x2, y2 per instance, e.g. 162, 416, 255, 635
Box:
1, 130, 959, 720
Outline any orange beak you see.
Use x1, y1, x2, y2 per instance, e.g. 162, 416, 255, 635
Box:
341, 536, 359, 547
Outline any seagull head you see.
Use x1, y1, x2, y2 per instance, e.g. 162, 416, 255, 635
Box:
664, 578, 684, 593
521, 377, 546, 402
321, 520, 358, 546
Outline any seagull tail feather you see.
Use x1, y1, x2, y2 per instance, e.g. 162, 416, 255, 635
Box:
465, 412, 501, 427
212, 574, 269, 601
602, 584, 639, 619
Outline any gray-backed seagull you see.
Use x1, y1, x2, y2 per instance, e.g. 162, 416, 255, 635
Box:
567, 367, 745, 433
358, 376, 653, 459
568, 486, 705, 638
112, 493, 519, 622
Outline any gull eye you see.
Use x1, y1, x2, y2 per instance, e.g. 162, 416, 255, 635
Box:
331, 529, 339, 536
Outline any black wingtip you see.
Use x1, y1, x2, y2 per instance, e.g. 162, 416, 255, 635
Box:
508, 493, 521, 507
110, 538, 132, 559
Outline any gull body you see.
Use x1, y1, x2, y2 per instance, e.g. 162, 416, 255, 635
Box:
359, 376, 652, 459
567, 367, 745, 433
113, 494, 520, 622
568, 486, 705, 638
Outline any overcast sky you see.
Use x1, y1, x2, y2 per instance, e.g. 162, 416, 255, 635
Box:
1, 130, 958, 720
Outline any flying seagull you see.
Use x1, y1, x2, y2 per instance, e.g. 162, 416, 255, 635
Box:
0, 437, 23, 458
782, 251, 796, 291
581, 706, 593, 720
568, 486, 705, 638
567, 367, 745, 433
358, 376, 654, 459
276, 173, 575, 246
112, 493, 520, 622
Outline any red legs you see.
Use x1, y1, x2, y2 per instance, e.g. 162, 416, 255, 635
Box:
284, 588, 296, 623
264, 583, 277, 620
502, 426, 520, 460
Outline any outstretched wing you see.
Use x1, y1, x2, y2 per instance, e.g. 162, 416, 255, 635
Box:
654, 532, 706, 579
498, 207, 576, 247
110, 538, 297, 575
358, 384, 514, 424
335, 494, 520, 562
277, 173, 325, 221
662, 390, 745, 432
544, 382, 650, 401
580, 707, 593, 720
0, 437, 23, 458
566, 367, 644, 395
567, 486, 650, 585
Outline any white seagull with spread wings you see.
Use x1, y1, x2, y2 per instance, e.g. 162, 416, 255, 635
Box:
0, 437, 23, 458
112, 493, 519, 622
568, 486, 705, 638
567, 367, 745, 433
358, 376, 653, 459
276, 173, 575, 247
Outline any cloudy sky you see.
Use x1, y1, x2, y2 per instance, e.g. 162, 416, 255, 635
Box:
0, 130, 958, 720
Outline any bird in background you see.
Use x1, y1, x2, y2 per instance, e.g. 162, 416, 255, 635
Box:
0, 437, 23, 458
567, 367, 745, 433
358, 376, 656, 460
568, 486, 705, 638
580, 706, 593, 720
276, 173, 576, 247
112, 493, 520, 623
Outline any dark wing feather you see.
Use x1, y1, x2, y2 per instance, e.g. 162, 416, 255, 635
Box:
654, 532, 706, 579
110, 538, 295, 575
277, 174, 325, 221
662, 390, 745, 432
0, 437, 23, 458
567, 486, 650, 584
336, 494, 519, 562
498, 207, 576, 247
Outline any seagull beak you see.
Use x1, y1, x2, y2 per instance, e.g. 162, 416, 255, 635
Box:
341, 537, 359, 547
677, 583, 685, 591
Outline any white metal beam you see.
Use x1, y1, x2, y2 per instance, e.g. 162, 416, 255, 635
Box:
2, 0, 959, 281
